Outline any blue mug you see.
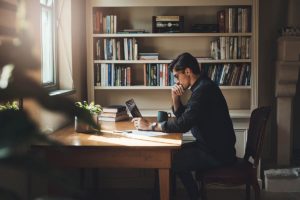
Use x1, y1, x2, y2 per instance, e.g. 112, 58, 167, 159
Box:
157, 111, 171, 122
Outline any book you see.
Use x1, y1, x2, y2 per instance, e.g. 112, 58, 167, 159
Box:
154, 16, 182, 22
100, 110, 128, 118
102, 105, 127, 113
119, 29, 147, 33
99, 114, 130, 122
217, 10, 225, 33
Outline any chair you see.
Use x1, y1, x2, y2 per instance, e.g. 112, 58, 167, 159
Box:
196, 106, 271, 200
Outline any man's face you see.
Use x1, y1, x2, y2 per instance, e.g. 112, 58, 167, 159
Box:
173, 68, 190, 90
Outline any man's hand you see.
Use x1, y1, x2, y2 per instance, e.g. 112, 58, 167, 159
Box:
172, 83, 185, 98
171, 84, 185, 111
131, 117, 151, 130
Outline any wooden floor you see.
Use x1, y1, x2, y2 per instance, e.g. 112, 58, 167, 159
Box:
97, 189, 300, 200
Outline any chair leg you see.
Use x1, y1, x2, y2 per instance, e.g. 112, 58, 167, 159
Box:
252, 180, 260, 200
152, 169, 160, 200
246, 184, 251, 200
171, 170, 177, 198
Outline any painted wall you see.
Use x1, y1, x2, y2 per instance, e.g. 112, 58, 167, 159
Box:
288, 0, 300, 163
259, 0, 300, 165
259, 0, 288, 165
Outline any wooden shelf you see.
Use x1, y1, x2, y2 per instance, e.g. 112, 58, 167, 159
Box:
94, 59, 252, 64
93, 32, 253, 38
94, 86, 251, 90
91, 0, 252, 7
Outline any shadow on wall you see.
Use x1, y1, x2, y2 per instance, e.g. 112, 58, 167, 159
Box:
292, 70, 300, 164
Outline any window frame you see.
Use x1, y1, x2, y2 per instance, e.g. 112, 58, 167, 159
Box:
40, 0, 58, 90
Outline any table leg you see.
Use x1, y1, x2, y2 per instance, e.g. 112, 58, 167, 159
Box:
159, 168, 170, 200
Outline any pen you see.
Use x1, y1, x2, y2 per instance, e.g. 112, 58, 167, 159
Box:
113, 130, 132, 134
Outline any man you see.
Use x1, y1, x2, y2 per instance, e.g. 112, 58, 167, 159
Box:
132, 52, 236, 200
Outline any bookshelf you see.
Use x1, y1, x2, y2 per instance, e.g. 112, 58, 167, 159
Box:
86, 0, 258, 119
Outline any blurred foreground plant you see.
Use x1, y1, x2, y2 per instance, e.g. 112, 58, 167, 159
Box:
0, 1, 97, 199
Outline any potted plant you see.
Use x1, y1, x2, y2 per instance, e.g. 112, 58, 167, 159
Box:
0, 101, 19, 111
74, 101, 102, 133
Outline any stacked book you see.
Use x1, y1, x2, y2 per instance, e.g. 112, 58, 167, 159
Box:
139, 53, 159, 60
99, 105, 129, 122
118, 29, 147, 33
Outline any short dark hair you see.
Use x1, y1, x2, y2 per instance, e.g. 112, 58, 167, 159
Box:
168, 52, 200, 74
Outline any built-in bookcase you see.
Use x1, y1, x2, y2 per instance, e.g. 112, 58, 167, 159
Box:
85, 0, 260, 188
86, 0, 258, 118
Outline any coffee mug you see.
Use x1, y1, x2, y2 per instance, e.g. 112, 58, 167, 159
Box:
157, 111, 171, 122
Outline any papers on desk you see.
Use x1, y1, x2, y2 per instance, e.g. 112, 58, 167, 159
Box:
99, 129, 181, 145
131, 130, 168, 136
101, 129, 167, 136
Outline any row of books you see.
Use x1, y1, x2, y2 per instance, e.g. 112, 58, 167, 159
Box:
93, 8, 251, 34
93, 10, 117, 33
217, 7, 251, 33
210, 37, 251, 60
99, 105, 129, 122
144, 64, 175, 86
96, 38, 138, 60
202, 64, 251, 86
94, 64, 131, 86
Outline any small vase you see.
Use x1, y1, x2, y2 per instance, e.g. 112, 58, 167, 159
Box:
74, 114, 100, 133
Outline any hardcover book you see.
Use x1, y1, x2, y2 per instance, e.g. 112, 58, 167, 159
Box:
102, 105, 127, 113
99, 114, 129, 122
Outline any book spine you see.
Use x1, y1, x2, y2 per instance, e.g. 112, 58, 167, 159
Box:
217, 10, 225, 33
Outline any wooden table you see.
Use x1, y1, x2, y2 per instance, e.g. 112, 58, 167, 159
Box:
34, 118, 182, 200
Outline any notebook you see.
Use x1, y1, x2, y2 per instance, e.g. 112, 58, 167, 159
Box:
125, 98, 142, 118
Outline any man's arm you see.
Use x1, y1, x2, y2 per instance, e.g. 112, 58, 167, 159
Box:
131, 84, 187, 132
131, 117, 163, 131
171, 84, 185, 112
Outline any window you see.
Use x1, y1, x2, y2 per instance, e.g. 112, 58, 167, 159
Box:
40, 0, 56, 87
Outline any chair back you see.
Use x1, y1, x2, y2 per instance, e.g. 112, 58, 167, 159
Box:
243, 106, 271, 168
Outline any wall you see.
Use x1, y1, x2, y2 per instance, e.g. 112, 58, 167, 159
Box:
259, 0, 300, 165
288, 0, 300, 164
258, 0, 288, 165
71, 0, 87, 101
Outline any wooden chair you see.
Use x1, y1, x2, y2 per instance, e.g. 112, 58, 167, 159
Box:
196, 106, 271, 200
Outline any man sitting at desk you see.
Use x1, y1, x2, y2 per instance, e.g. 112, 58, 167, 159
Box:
132, 52, 236, 200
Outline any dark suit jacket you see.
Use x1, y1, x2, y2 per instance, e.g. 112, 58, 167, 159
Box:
161, 75, 236, 163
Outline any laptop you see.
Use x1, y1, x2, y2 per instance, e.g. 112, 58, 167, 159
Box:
125, 99, 143, 118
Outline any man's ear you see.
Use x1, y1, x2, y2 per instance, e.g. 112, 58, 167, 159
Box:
185, 68, 191, 75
